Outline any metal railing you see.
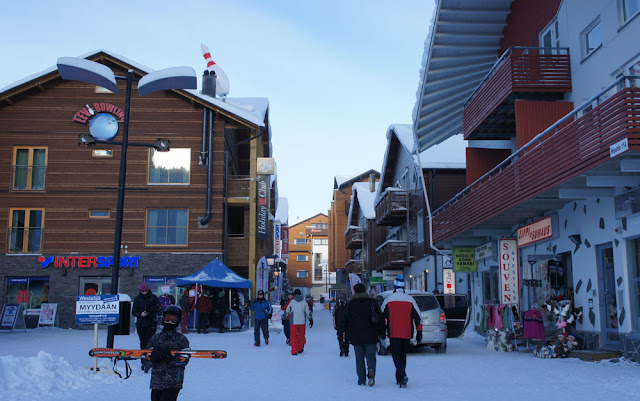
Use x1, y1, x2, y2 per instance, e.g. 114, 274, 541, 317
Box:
436, 75, 639, 215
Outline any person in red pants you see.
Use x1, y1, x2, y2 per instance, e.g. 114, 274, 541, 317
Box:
285, 289, 313, 355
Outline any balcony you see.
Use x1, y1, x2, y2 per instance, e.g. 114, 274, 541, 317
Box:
463, 47, 572, 140
345, 226, 363, 249
345, 259, 364, 274
375, 240, 409, 270
375, 188, 407, 226
227, 176, 250, 199
432, 77, 640, 245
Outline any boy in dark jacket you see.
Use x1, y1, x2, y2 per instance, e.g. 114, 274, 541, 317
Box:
332, 296, 349, 356
148, 305, 190, 401
339, 283, 384, 386
132, 282, 161, 372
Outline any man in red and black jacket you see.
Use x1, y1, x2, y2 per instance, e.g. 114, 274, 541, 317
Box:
381, 275, 423, 388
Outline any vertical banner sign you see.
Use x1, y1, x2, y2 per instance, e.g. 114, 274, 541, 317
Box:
256, 175, 269, 240
499, 239, 519, 304
281, 227, 290, 259
443, 269, 456, 294
274, 222, 282, 256
453, 248, 477, 272
256, 256, 270, 294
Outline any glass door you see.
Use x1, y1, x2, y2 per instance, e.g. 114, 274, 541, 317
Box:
80, 277, 116, 296
597, 244, 619, 346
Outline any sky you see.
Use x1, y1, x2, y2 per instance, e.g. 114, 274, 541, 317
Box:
2, 309, 639, 401
0, 0, 436, 225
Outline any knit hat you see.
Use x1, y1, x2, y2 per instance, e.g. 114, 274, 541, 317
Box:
393, 274, 405, 289
140, 282, 150, 291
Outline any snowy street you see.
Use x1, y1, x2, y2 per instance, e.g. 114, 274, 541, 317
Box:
1, 307, 639, 401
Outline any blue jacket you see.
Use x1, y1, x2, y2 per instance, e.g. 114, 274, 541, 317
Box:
249, 298, 273, 320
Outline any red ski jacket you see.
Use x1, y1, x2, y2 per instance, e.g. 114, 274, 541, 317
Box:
381, 290, 423, 339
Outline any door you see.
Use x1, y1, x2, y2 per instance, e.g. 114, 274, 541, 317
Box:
80, 277, 115, 296
597, 244, 619, 347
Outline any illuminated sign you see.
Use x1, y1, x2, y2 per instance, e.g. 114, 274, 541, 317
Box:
39, 255, 140, 269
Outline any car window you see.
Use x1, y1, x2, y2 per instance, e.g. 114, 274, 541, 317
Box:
412, 295, 439, 311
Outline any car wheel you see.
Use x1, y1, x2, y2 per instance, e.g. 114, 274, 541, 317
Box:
435, 342, 447, 353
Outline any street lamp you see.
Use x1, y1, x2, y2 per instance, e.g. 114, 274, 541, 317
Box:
57, 57, 196, 348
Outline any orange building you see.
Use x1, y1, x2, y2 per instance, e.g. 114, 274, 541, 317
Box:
287, 213, 328, 296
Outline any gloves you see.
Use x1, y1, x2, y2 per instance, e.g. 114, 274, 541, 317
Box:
309, 319, 314, 328
150, 346, 171, 364
268, 313, 273, 319
416, 331, 423, 343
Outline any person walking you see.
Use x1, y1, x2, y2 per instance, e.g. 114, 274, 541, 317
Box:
381, 275, 423, 388
132, 282, 161, 373
147, 305, 190, 401
249, 289, 273, 346
339, 283, 385, 386
195, 290, 213, 333
280, 292, 293, 345
332, 295, 349, 357
286, 289, 313, 355
178, 290, 190, 333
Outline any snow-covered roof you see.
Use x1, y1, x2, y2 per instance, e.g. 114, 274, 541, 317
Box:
346, 181, 380, 229
275, 197, 289, 225
0, 49, 268, 128
416, 133, 467, 168
334, 169, 379, 190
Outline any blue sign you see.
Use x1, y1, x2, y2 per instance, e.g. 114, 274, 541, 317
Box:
75, 295, 120, 325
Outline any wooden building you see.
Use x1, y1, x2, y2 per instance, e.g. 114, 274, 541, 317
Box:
0, 50, 276, 328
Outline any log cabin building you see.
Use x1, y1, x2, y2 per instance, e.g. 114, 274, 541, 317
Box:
0, 50, 277, 328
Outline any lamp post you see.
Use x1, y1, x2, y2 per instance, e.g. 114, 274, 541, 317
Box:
57, 57, 196, 348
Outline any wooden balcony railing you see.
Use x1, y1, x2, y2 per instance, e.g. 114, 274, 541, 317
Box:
433, 77, 640, 243
463, 47, 572, 138
345, 226, 363, 249
375, 188, 408, 226
375, 240, 410, 270
227, 176, 251, 198
345, 259, 364, 274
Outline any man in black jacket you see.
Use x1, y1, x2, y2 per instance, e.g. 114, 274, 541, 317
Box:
132, 282, 160, 372
332, 295, 349, 356
339, 283, 385, 386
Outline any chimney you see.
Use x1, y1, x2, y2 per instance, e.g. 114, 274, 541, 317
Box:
369, 173, 376, 192
201, 70, 217, 97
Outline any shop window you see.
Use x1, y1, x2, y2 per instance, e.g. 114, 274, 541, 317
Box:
9, 208, 44, 253
80, 276, 114, 296
313, 238, 328, 245
227, 206, 245, 237
482, 267, 499, 304
297, 255, 309, 262
148, 148, 190, 185
296, 270, 309, 278
619, 0, 640, 24
146, 209, 188, 246
144, 277, 178, 303
6, 277, 50, 309
628, 238, 640, 331
12, 146, 47, 191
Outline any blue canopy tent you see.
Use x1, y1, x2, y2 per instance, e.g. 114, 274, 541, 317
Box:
176, 258, 251, 330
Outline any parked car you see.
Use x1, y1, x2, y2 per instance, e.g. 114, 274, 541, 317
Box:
375, 290, 448, 354
435, 293, 471, 338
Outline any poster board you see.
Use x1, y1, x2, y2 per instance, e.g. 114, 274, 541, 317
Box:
76, 295, 120, 325
38, 303, 58, 327
0, 304, 26, 332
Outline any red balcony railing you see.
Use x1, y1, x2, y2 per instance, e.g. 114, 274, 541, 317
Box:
345, 226, 363, 249
375, 240, 410, 270
463, 47, 572, 139
433, 77, 640, 243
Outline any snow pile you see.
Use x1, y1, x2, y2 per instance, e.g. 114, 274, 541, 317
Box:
0, 351, 114, 399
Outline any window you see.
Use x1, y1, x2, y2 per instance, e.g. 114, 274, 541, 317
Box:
314, 267, 323, 281
227, 207, 245, 237
619, 0, 640, 24
148, 148, 190, 185
417, 209, 424, 243
313, 238, 328, 245
12, 147, 47, 191
95, 86, 114, 94
629, 238, 640, 331
9, 208, 44, 253
582, 18, 602, 59
311, 223, 327, 229
294, 239, 307, 245
89, 210, 110, 219
6, 277, 50, 309
297, 255, 309, 262
146, 209, 188, 246
540, 19, 560, 54
296, 270, 309, 278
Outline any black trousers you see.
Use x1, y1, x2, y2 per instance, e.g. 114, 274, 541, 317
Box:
390, 338, 410, 383
137, 325, 156, 367
151, 388, 180, 401
254, 318, 269, 342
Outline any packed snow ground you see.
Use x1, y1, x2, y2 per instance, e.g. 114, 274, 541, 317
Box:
1, 306, 638, 401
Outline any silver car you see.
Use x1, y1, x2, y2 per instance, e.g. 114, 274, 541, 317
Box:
376, 290, 448, 354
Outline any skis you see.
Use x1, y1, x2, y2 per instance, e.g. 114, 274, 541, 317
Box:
89, 348, 227, 361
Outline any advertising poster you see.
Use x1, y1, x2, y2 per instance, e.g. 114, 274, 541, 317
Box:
281, 227, 290, 259
0, 304, 20, 330
453, 248, 477, 272
38, 303, 58, 325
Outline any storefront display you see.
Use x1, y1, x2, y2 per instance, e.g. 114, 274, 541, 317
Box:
5, 277, 50, 310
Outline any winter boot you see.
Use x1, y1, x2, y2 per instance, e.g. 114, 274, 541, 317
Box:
367, 369, 375, 386
399, 376, 408, 388
254, 342, 260, 347
265, 338, 269, 345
